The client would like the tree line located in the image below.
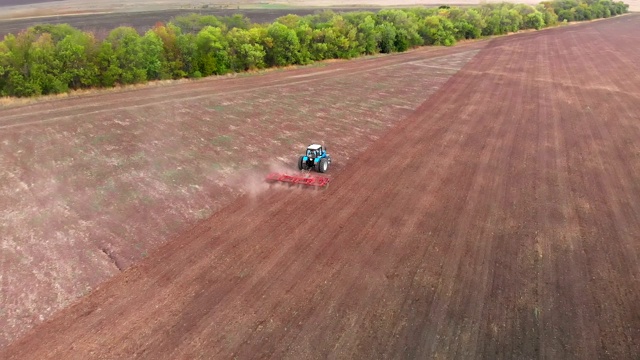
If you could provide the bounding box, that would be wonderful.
[0,0,629,97]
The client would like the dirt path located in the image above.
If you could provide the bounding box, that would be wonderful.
[3,15,640,359]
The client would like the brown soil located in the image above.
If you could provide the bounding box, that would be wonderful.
[3,14,640,359]
[0,39,485,347]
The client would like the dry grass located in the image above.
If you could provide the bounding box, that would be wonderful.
[0,79,195,109]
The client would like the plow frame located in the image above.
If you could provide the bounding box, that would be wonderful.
[266,172,330,187]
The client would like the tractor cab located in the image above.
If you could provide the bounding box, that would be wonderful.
[306,144,325,159]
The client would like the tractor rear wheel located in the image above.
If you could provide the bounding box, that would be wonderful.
[318,158,328,173]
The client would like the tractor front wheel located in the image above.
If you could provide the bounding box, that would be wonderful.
[298,156,306,170]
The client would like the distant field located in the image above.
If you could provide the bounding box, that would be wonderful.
[0,8,381,38]
[0,0,61,6]
[0,0,541,20]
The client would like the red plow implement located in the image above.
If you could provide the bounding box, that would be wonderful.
[266,172,330,187]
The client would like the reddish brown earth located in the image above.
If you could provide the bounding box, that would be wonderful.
[0,40,484,346]
[3,14,640,358]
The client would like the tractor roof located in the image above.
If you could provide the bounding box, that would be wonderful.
[307,144,322,150]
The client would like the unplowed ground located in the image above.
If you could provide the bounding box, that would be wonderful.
[4,14,640,359]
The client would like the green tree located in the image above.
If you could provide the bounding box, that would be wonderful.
[29,33,66,94]
[102,27,147,85]
[536,3,559,26]
[276,14,314,64]
[0,41,8,94]
[356,15,381,55]
[525,11,546,29]
[1,31,41,96]
[420,16,456,46]
[97,41,121,87]
[323,15,360,59]
[195,26,230,76]
[152,24,184,78]
[377,22,397,53]
[294,21,314,64]
[376,9,423,50]
[56,31,99,89]
[140,30,166,80]
[176,33,199,77]
[264,22,300,66]
[483,6,524,35]
[557,8,576,21]
[462,9,486,37]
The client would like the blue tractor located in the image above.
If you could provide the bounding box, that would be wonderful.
[298,144,331,173]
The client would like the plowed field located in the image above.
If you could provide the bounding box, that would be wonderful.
[3,14,640,359]
[0,37,485,347]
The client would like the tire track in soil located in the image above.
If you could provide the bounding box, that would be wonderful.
[537,30,598,360]
[535,21,640,358]
[3,15,640,359]
[562,25,640,358]
[394,39,523,359]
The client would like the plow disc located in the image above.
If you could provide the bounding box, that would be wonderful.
[266,172,330,187]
